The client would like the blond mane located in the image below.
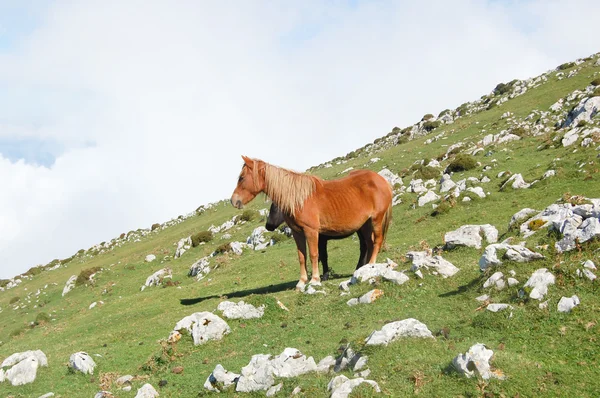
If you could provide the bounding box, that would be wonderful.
[252,160,317,216]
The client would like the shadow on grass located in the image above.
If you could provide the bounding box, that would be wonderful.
[438,276,481,298]
[180,273,353,306]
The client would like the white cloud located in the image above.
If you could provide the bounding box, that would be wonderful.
[0,0,599,278]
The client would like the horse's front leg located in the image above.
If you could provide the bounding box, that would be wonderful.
[291,230,308,291]
[305,229,321,285]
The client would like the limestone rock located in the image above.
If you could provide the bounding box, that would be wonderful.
[235,354,274,392]
[523,268,555,300]
[564,96,600,128]
[378,169,403,186]
[418,190,440,207]
[557,295,580,313]
[501,173,533,190]
[204,364,240,392]
[62,275,77,297]
[266,383,283,397]
[69,352,96,375]
[134,384,159,398]
[509,208,538,228]
[346,289,384,306]
[145,254,156,263]
[327,375,381,398]
[217,301,265,319]
[170,312,230,345]
[486,304,512,312]
[351,260,409,285]
[439,174,456,193]
[366,318,433,346]
[407,251,459,278]
[141,268,172,291]
[444,224,498,249]
[479,243,544,270]
[483,272,506,290]
[453,343,504,380]
[188,256,210,280]
[270,348,317,378]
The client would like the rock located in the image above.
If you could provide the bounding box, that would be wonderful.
[89,302,98,309]
[291,386,302,395]
[204,364,240,392]
[270,348,317,378]
[174,236,192,258]
[480,176,491,183]
[62,275,77,296]
[94,392,113,398]
[557,295,580,313]
[483,272,505,290]
[351,260,409,285]
[247,227,269,249]
[135,384,159,398]
[475,294,489,302]
[39,394,55,398]
[439,174,456,193]
[539,300,549,309]
[582,137,594,147]
[549,99,563,112]
[466,186,486,198]
[366,318,434,346]
[486,304,512,312]
[562,129,579,147]
[230,241,245,255]
[327,375,381,398]
[145,254,156,263]
[523,268,555,300]
[462,197,471,202]
[69,352,96,375]
[543,170,556,179]
[453,343,504,380]
[378,169,403,186]
[236,354,275,392]
[582,269,596,281]
[116,375,133,385]
[501,173,532,190]
[418,190,440,207]
[188,256,210,280]
[509,208,538,228]
[507,277,519,286]
[444,224,498,249]
[217,301,265,319]
[408,179,426,194]
[407,251,459,278]
[316,355,336,373]
[2,350,48,368]
[141,268,172,291]
[346,289,384,306]
[563,97,600,128]
[170,312,230,345]
[266,383,283,397]
[303,284,326,295]
[556,217,600,252]
[583,260,597,269]
[2,354,43,386]
[479,243,544,270]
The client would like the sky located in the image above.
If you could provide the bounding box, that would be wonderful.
[0,0,599,279]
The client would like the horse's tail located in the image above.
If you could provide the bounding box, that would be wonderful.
[381,199,393,244]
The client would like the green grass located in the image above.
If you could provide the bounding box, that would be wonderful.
[1,54,600,397]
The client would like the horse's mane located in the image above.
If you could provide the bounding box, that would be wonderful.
[252,160,318,216]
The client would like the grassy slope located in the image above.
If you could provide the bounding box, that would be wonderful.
[1,57,600,397]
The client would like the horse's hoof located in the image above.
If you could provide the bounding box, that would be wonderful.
[309,278,321,286]
[322,273,330,281]
[295,281,306,292]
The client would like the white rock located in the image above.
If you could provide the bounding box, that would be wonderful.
[453,343,504,380]
[483,272,505,290]
[444,224,498,249]
[3,356,42,386]
[378,169,403,186]
[582,269,596,281]
[217,301,265,319]
[564,97,600,128]
[62,275,77,297]
[562,129,579,147]
[346,289,384,306]
[556,217,600,252]
[69,352,96,375]
[409,179,426,194]
[466,186,486,198]
[171,312,230,345]
[141,268,172,290]
[188,256,210,280]
[270,348,317,378]
[230,241,244,255]
[549,99,563,112]
[2,350,48,368]
[407,251,459,278]
[38,394,55,398]
[557,295,580,313]
[266,383,283,397]
[539,300,549,309]
[145,254,156,263]
[501,173,531,189]
[366,318,434,346]
[542,170,556,179]
[507,277,519,287]
[583,260,597,270]
[89,302,97,309]
[174,236,192,258]
[247,226,269,249]
[236,354,274,392]
[509,208,538,228]
[116,375,133,385]
[351,260,409,285]
[327,375,381,398]
[479,243,544,270]
[523,268,555,300]
[475,294,489,302]
[418,190,440,207]
[316,355,336,373]
[439,174,456,193]
[480,176,491,183]
[135,383,159,398]
[204,364,240,392]
[486,304,512,312]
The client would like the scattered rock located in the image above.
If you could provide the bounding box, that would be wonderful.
[418,190,440,207]
[69,352,96,375]
[557,295,580,313]
[141,268,172,291]
[407,251,459,278]
[327,375,381,398]
[145,254,156,263]
[174,236,192,258]
[509,208,538,228]
[270,348,317,378]
[486,304,512,312]
[188,257,210,280]
[1,350,48,386]
[366,318,434,346]
[116,375,133,386]
[439,174,456,193]
[444,224,498,249]
[563,97,600,128]
[479,242,544,270]
[204,364,240,392]
[523,268,555,300]
[351,259,409,285]
[543,170,556,179]
[134,383,159,398]
[453,343,504,380]
[39,394,55,398]
[501,173,534,190]
[475,294,489,302]
[483,272,506,290]
[466,186,486,198]
[169,312,231,345]
[266,383,283,397]
[235,354,274,392]
[378,169,403,186]
[556,217,600,253]
[583,260,597,269]
[316,356,336,374]
[346,289,384,306]
[217,301,265,319]
[62,275,77,297]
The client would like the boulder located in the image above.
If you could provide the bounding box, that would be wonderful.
[407,251,459,278]
[266,383,283,397]
[378,169,403,186]
[351,260,409,285]
[174,236,192,258]
[444,224,498,249]
[509,208,538,228]
[145,254,156,263]
[466,187,486,198]
[346,289,384,306]
[327,375,381,398]
[557,295,580,313]
[418,190,440,207]
[247,227,270,250]
[2,354,43,386]
[188,257,210,280]
[556,217,600,252]
[408,179,427,194]
[523,268,555,300]
[543,170,556,179]
[439,174,456,193]
[204,364,240,392]
[479,242,544,270]
[62,275,77,297]
[562,129,579,147]
[141,268,172,291]
[453,343,504,380]
[69,352,96,375]
[170,312,230,345]
[235,354,274,392]
[270,348,317,378]
[501,173,533,190]
[134,384,159,398]
[483,272,505,290]
[217,301,265,319]
[366,318,434,346]
[563,97,600,128]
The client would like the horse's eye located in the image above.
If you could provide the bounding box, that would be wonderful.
[238,175,244,183]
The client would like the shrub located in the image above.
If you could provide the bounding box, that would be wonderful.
[591,78,600,87]
[0,279,9,288]
[151,223,161,231]
[9,296,20,304]
[191,231,213,247]
[456,103,469,116]
[558,62,575,70]
[35,312,51,326]
[431,196,456,217]
[448,145,463,156]
[391,126,401,134]
[414,166,440,180]
[24,266,43,277]
[594,87,600,97]
[76,267,102,286]
[10,327,25,338]
[494,82,512,95]
[528,219,546,231]
[270,234,287,245]
[438,109,451,117]
[422,113,434,121]
[397,135,409,145]
[119,233,126,239]
[240,209,259,222]
[511,126,528,137]
[422,120,441,132]
[577,120,588,128]
[447,154,477,172]
[214,243,231,255]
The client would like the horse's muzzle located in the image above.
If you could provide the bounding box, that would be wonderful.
[230,197,243,209]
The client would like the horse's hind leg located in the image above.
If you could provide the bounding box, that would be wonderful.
[355,229,368,270]
[318,236,330,281]
[291,230,308,291]
[367,214,384,264]
[359,221,374,266]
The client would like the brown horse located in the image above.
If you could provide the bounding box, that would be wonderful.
[230,156,393,290]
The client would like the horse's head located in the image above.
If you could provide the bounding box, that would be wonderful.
[265,202,285,231]
[230,155,265,209]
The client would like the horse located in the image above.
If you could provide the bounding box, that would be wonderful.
[230,156,393,291]
[265,202,368,281]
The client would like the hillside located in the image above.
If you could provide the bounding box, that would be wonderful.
[1,53,600,397]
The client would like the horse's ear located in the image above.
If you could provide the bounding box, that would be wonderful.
[242,155,254,169]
